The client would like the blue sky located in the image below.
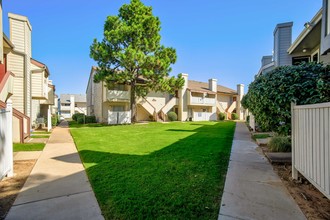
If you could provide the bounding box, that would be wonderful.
[2,0,322,95]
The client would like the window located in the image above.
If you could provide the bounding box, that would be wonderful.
[292,56,310,65]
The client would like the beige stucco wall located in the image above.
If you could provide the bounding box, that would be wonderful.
[137,104,152,121]
[217,94,232,110]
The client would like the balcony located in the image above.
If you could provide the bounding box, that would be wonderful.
[106,90,130,102]
[189,96,216,106]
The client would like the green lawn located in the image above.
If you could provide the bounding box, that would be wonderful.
[70,121,236,220]
[32,131,51,135]
[13,143,45,152]
[252,133,272,140]
[30,135,50,139]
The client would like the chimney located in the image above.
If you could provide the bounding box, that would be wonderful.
[273,22,293,67]
[70,95,75,117]
[208,78,217,92]
[261,56,273,67]
[236,84,244,120]
[8,13,32,56]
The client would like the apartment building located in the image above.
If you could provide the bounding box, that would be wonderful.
[0,12,55,142]
[86,67,244,124]
[59,94,87,119]
[257,1,330,76]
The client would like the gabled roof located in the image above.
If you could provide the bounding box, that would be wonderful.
[31,58,50,77]
[60,94,86,103]
[187,80,237,95]
[288,9,322,54]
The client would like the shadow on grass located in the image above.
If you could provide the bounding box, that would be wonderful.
[76,122,236,220]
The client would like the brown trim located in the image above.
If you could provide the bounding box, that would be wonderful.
[30,58,50,77]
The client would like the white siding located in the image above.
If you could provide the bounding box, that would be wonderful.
[31,99,40,126]
[12,77,24,113]
[32,73,43,98]
[7,53,24,77]
[10,19,25,53]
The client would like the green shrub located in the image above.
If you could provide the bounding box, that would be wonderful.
[246,115,250,123]
[268,136,291,152]
[77,116,85,124]
[167,111,177,121]
[231,113,239,120]
[51,115,58,126]
[72,113,85,121]
[242,62,330,135]
[85,116,96,123]
[219,112,226,121]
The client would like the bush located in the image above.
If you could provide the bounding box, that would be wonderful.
[219,112,226,121]
[268,136,291,152]
[167,111,177,121]
[85,116,96,123]
[246,115,250,123]
[77,116,85,124]
[231,113,239,120]
[72,113,85,121]
[242,62,330,135]
[51,115,58,126]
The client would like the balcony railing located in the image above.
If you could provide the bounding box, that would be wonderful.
[107,90,130,101]
[190,96,216,105]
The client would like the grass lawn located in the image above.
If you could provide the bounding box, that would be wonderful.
[30,135,50,139]
[70,121,236,220]
[32,131,51,135]
[68,120,105,128]
[252,133,271,140]
[13,143,45,152]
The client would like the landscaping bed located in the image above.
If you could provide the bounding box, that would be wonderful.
[0,160,36,220]
[255,138,330,219]
[71,121,235,219]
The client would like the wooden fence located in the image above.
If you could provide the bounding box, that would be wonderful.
[291,102,330,199]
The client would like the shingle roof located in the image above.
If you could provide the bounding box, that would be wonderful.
[60,94,86,103]
[187,80,237,95]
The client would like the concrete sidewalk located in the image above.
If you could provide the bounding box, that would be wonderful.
[218,122,306,220]
[6,121,104,220]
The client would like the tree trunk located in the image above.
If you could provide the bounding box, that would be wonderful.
[130,83,137,123]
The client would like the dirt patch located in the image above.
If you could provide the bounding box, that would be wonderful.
[273,164,330,219]
[258,145,330,219]
[0,160,36,220]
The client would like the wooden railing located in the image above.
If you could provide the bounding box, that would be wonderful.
[0,100,30,143]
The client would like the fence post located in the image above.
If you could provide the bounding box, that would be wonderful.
[7,99,13,177]
[291,102,298,179]
[47,106,52,132]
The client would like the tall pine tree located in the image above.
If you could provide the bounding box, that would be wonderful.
[90,0,184,122]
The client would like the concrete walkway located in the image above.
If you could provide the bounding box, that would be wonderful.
[6,121,104,220]
[218,122,306,220]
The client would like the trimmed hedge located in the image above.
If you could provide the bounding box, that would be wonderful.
[72,113,85,121]
[231,113,239,120]
[167,111,177,121]
[219,112,226,121]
